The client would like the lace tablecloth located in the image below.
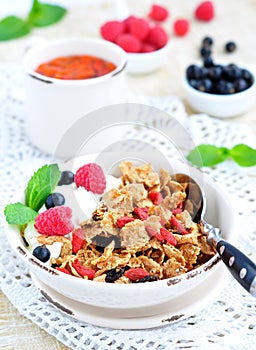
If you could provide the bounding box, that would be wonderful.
[0,64,256,350]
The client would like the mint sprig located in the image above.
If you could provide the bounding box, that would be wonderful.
[187,144,256,167]
[0,0,66,41]
[4,203,38,225]
[25,164,61,212]
[28,0,67,27]
[4,163,61,225]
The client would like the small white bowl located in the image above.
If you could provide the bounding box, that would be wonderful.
[184,69,256,118]
[5,157,237,312]
[126,41,171,74]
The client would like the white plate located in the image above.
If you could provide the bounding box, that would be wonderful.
[31,264,229,330]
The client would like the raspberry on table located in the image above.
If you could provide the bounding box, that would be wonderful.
[34,207,74,236]
[148,4,169,22]
[74,163,106,194]
[146,25,168,49]
[126,16,150,41]
[173,19,190,37]
[116,33,141,53]
[194,1,215,22]
[100,20,125,42]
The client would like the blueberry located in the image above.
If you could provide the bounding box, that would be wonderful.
[223,64,242,81]
[215,80,235,94]
[105,268,125,283]
[33,245,51,262]
[202,36,213,47]
[241,68,253,80]
[225,41,237,53]
[58,171,74,186]
[197,78,213,93]
[134,275,159,283]
[45,192,65,209]
[186,65,208,80]
[200,47,211,58]
[208,65,223,81]
[203,57,214,68]
[234,79,249,92]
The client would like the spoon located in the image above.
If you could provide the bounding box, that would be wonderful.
[173,173,256,297]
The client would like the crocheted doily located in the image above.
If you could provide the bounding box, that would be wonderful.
[0,64,256,349]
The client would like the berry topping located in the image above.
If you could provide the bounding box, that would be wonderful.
[34,206,74,236]
[100,20,125,42]
[72,259,96,279]
[146,25,168,49]
[194,1,215,21]
[126,16,150,41]
[45,192,65,209]
[116,216,135,228]
[133,207,149,220]
[134,275,158,283]
[58,170,74,186]
[116,33,141,53]
[124,267,149,281]
[72,228,86,253]
[74,163,106,194]
[148,4,169,22]
[160,227,177,246]
[173,19,190,37]
[148,191,163,205]
[32,245,51,262]
[225,41,237,53]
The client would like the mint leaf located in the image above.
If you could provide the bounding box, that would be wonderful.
[229,144,256,167]
[4,203,37,225]
[25,164,61,212]
[187,144,229,167]
[0,16,30,41]
[28,0,67,27]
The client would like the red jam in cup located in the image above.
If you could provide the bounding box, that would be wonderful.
[35,55,117,80]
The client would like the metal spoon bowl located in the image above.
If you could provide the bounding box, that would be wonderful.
[173,173,256,297]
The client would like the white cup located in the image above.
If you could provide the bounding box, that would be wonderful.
[23,37,127,158]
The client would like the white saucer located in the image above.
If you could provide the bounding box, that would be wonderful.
[30,265,228,330]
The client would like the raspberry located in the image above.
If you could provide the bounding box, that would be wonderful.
[124,268,149,281]
[160,227,177,246]
[170,215,189,235]
[116,34,141,53]
[74,163,106,194]
[72,259,96,279]
[140,43,156,53]
[194,1,215,21]
[100,20,125,42]
[148,191,163,205]
[148,4,169,21]
[72,228,86,253]
[116,216,135,228]
[146,25,168,49]
[173,19,190,36]
[126,16,150,41]
[133,207,149,220]
[172,208,183,215]
[34,207,73,236]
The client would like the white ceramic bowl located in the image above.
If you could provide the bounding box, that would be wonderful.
[126,41,171,74]
[184,69,256,118]
[5,157,237,312]
[23,38,127,157]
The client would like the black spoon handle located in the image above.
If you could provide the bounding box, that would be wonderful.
[217,240,256,297]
